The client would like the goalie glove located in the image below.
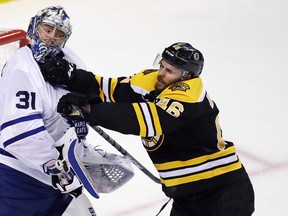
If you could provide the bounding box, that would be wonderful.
[39,57,76,86]
[43,159,82,193]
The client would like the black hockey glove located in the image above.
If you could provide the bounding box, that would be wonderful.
[39,57,76,86]
[57,92,101,117]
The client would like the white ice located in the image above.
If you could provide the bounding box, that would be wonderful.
[1,0,288,215]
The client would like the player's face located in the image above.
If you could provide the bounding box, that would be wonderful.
[38,24,65,47]
[155,59,181,92]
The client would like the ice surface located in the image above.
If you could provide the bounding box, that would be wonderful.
[1,0,288,215]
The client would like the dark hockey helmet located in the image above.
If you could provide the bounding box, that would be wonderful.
[162,42,204,77]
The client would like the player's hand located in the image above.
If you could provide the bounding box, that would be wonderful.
[43,159,82,193]
[39,57,76,86]
[57,92,101,116]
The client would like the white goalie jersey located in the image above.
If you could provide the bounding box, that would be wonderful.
[0,45,86,185]
[0,45,134,196]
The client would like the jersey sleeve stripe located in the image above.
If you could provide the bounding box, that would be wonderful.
[100,77,118,102]
[107,78,114,102]
[3,126,46,147]
[108,77,118,102]
[97,76,105,101]
[101,77,111,102]
[132,103,147,137]
[139,103,155,137]
[133,102,162,137]
[148,102,162,135]
[1,114,42,131]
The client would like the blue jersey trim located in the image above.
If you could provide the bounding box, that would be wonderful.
[0,148,17,159]
[68,139,99,199]
[3,126,46,147]
[1,114,42,131]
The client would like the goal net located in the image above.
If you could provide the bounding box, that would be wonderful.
[0,29,29,72]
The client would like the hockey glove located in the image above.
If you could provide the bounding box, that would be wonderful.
[39,57,76,86]
[57,92,101,117]
[43,159,82,193]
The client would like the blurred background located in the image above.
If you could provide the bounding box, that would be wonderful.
[1,0,288,215]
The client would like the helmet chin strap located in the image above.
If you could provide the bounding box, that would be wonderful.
[180,69,189,80]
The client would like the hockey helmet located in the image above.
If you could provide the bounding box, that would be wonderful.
[161,42,204,78]
[27,6,72,63]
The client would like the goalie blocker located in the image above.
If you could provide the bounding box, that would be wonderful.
[56,127,134,199]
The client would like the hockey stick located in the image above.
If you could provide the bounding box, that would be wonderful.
[90,125,161,184]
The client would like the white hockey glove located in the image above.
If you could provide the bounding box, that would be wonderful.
[43,159,82,193]
[81,144,134,193]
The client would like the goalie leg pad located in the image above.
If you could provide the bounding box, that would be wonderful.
[62,193,96,216]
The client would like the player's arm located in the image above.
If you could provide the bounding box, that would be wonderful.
[87,99,210,137]
[57,93,197,137]
[39,57,99,94]
[39,57,140,102]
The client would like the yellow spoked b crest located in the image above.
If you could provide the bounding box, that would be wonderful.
[141,135,164,152]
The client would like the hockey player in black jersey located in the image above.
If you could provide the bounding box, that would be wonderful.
[41,42,255,216]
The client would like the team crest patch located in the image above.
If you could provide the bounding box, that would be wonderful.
[169,82,190,92]
[141,135,164,151]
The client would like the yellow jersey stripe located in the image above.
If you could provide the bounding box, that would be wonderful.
[148,102,162,135]
[161,160,242,187]
[96,76,105,101]
[159,154,238,178]
[155,146,236,170]
[109,78,118,102]
[132,103,147,136]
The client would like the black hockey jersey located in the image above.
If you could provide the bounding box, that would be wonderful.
[75,69,248,198]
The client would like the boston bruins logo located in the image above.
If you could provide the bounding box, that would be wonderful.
[141,135,164,151]
[169,82,190,92]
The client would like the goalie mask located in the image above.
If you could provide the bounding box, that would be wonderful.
[27,6,72,63]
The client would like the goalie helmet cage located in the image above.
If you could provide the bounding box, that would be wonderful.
[0,29,29,71]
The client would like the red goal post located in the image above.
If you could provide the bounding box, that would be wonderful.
[0,29,29,71]
[0,29,29,46]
